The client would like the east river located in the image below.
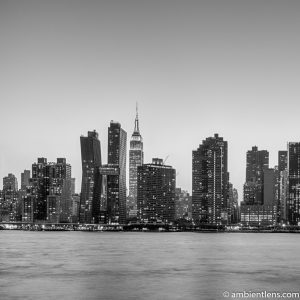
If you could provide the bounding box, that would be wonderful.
[1,231,300,300]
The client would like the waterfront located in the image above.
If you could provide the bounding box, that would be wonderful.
[1,232,300,300]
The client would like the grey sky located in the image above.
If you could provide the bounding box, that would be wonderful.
[1,0,300,197]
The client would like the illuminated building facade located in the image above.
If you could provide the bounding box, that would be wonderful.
[137,158,176,224]
[128,106,143,217]
[192,134,229,225]
[287,142,300,225]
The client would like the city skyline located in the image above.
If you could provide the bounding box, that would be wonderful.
[1,0,300,199]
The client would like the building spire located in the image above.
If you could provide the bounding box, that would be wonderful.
[134,102,139,133]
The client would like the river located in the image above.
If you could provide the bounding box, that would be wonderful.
[1,231,300,300]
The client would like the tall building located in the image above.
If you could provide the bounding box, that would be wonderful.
[30,157,72,222]
[54,158,72,223]
[240,147,281,227]
[287,142,300,225]
[21,170,31,190]
[106,121,127,224]
[3,173,18,191]
[192,134,229,225]
[128,105,144,217]
[31,157,48,221]
[137,158,176,223]
[278,151,288,172]
[244,146,269,205]
[1,175,19,221]
[79,130,102,224]
[228,183,239,224]
[278,150,288,223]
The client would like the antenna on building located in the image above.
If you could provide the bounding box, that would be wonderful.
[163,155,169,165]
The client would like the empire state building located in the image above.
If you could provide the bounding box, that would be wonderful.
[128,105,144,217]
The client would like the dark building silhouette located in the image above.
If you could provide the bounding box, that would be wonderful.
[79,131,102,224]
[106,121,127,224]
[128,105,143,218]
[137,158,176,224]
[192,134,229,225]
[21,170,30,190]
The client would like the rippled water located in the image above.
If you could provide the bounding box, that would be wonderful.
[1,231,300,300]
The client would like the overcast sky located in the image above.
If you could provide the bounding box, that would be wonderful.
[1,0,300,198]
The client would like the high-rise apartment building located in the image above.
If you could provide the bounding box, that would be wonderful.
[128,106,144,217]
[192,134,229,225]
[30,157,72,222]
[287,142,300,225]
[137,158,176,224]
[0,174,19,221]
[106,121,127,224]
[244,146,269,205]
[79,131,102,224]
[3,173,18,191]
[31,157,48,221]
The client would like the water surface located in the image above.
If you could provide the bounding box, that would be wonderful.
[1,231,300,300]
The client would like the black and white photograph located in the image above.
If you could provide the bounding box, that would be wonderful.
[1,0,300,299]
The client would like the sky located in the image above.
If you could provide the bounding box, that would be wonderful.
[1,0,300,199]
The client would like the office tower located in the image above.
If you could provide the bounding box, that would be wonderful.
[106,121,127,224]
[128,105,144,218]
[192,134,229,225]
[79,130,102,224]
[175,188,192,220]
[21,170,31,190]
[3,173,18,191]
[244,146,269,205]
[287,142,300,225]
[137,158,176,223]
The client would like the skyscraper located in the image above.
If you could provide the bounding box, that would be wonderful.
[128,105,144,217]
[287,142,300,225]
[1,173,19,221]
[106,121,127,224]
[79,131,102,224]
[137,158,176,224]
[192,134,229,225]
[31,158,48,221]
[240,147,279,227]
[243,146,269,205]
[21,170,31,190]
